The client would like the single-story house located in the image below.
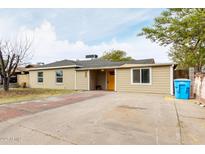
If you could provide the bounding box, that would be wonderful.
[28,58,175,95]
[0,64,38,87]
[16,64,40,87]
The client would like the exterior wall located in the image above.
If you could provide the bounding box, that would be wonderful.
[17,74,29,87]
[116,66,171,94]
[193,73,205,103]
[76,70,89,90]
[29,68,75,89]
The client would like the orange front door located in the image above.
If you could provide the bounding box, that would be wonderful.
[107,71,115,91]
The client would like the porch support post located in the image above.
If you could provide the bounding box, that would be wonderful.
[87,70,90,91]
[114,69,117,92]
[74,70,77,90]
[170,65,174,95]
[105,70,107,90]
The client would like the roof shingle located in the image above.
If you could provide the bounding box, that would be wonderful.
[35,58,155,69]
[38,59,76,68]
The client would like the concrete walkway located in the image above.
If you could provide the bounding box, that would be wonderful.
[0,91,106,122]
[0,91,205,144]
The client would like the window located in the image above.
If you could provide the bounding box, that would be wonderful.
[141,69,150,83]
[56,70,63,83]
[37,72,43,83]
[132,68,151,84]
[10,75,17,83]
[133,69,140,83]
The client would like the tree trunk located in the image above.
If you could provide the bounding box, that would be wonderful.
[3,77,10,91]
[196,65,202,73]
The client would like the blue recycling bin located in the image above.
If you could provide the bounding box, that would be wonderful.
[174,79,191,99]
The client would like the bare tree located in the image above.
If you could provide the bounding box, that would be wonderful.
[0,38,32,91]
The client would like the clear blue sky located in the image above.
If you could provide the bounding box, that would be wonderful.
[0,8,169,63]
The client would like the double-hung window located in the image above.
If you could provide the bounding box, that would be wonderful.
[56,70,63,83]
[132,68,151,84]
[37,72,43,83]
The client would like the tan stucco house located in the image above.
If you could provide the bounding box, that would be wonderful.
[28,58,175,95]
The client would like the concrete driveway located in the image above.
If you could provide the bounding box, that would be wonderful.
[0,91,205,144]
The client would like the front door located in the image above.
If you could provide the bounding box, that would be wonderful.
[107,71,115,91]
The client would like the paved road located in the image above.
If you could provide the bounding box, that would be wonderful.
[0,91,205,144]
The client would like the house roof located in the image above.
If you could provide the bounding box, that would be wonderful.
[38,59,77,68]
[76,63,175,71]
[16,64,40,73]
[25,64,41,68]
[16,67,28,73]
[29,58,155,71]
[75,59,124,68]
[119,63,175,68]
[75,58,155,68]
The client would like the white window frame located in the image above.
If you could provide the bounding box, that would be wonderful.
[56,70,63,84]
[37,72,43,84]
[131,67,152,85]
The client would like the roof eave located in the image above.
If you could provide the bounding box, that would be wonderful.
[76,66,121,71]
[28,65,81,71]
[118,63,175,68]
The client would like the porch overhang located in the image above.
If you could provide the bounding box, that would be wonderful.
[76,66,120,71]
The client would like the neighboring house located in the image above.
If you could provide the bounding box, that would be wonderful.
[0,66,27,86]
[16,64,40,87]
[28,58,175,95]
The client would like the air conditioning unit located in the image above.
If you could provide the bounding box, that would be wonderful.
[85,54,98,59]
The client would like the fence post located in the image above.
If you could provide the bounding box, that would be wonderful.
[189,67,195,98]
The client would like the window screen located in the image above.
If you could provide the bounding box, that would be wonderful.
[132,68,150,84]
[56,70,63,83]
[141,69,150,83]
[132,69,140,83]
[37,72,43,83]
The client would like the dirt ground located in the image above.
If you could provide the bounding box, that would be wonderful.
[0,88,75,104]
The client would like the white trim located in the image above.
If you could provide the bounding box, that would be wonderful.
[37,82,43,85]
[76,63,175,71]
[87,70,90,90]
[170,65,174,95]
[114,69,117,91]
[119,63,175,69]
[74,70,77,90]
[29,65,79,71]
[55,83,64,85]
[29,63,175,71]
[130,67,152,85]
[150,67,152,85]
[77,66,120,71]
